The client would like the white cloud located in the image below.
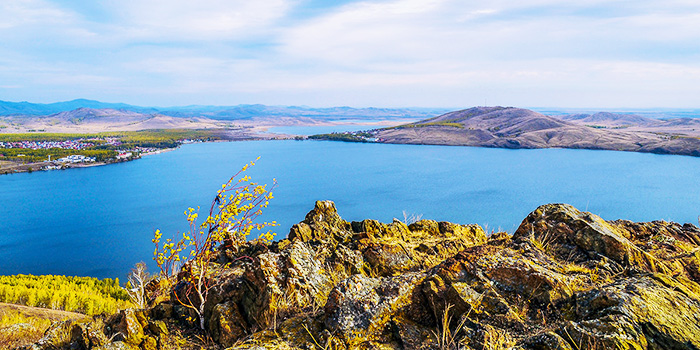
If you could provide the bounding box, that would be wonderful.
[102,0,292,41]
[279,0,700,67]
[0,0,75,29]
[2,0,700,107]
[250,0,700,107]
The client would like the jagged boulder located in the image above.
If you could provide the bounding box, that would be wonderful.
[352,219,398,239]
[547,273,700,350]
[288,200,352,243]
[92,342,137,350]
[111,309,147,346]
[408,220,487,262]
[324,273,427,347]
[613,219,700,282]
[205,200,489,347]
[513,203,668,274]
[408,220,440,236]
[21,317,110,350]
[208,301,248,346]
[360,241,416,276]
[23,201,700,350]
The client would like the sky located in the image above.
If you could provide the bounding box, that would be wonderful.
[1,0,699,108]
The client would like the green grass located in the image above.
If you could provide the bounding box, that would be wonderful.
[308,133,370,142]
[0,129,227,162]
[0,129,224,143]
[0,148,117,162]
[387,121,464,129]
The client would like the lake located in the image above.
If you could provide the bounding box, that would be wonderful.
[1,140,699,280]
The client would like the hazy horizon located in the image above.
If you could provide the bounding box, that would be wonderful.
[3,98,700,114]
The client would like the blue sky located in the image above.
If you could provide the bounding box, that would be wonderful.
[1,0,699,108]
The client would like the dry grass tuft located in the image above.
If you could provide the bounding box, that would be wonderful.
[0,307,54,349]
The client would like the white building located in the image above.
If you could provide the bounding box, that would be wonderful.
[57,155,96,163]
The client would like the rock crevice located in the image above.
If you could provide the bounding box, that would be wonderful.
[23,201,700,350]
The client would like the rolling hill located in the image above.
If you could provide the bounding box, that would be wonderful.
[0,108,235,133]
[374,106,700,156]
[0,99,446,120]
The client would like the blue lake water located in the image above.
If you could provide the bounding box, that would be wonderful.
[1,140,700,280]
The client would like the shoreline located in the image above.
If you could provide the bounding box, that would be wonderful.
[0,146,181,175]
[4,133,700,176]
[140,147,177,156]
[309,135,700,158]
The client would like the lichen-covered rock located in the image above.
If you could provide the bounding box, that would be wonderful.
[523,331,574,350]
[563,273,700,349]
[288,200,352,243]
[34,320,73,349]
[612,219,700,282]
[422,245,529,335]
[70,320,108,349]
[324,273,425,347]
[149,303,173,321]
[513,203,667,275]
[108,309,145,346]
[23,317,109,350]
[146,320,167,337]
[352,219,410,240]
[392,317,439,350]
[361,242,416,276]
[438,221,487,245]
[140,336,158,350]
[92,341,137,350]
[24,201,700,350]
[208,301,248,347]
[408,220,440,236]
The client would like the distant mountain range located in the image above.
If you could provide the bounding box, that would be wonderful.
[373,106,700,157]
[0,107,240,134]
[0,99,447,120]
[532,107,700,120]
[0,99,156,116]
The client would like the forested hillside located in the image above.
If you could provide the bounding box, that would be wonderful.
[0,275,132,315]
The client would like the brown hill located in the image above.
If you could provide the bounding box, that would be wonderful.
[374,106,700,156]
[560,112,661,127]
[0,108,235,133]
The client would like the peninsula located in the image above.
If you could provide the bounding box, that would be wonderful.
[0,100,434,174]
[315,106,700,157]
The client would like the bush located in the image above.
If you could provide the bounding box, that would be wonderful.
[152,158,277,328]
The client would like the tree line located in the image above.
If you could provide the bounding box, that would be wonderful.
[0,274,133,315]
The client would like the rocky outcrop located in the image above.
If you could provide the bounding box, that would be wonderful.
[202,201,487,348]
[21,201,700,350]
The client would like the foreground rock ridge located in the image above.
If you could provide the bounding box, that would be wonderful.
[22,201,700,350]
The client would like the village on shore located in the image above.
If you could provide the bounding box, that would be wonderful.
[0,135,204,174]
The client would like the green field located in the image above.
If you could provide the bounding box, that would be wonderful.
[0,129,226,143]
[0,129,227,162]
[0,149,117,163]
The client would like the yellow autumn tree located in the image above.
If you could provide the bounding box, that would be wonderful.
[152,158,277,329]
